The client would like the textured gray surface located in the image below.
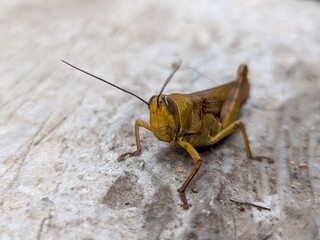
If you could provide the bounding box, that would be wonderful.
[1,0,320,239]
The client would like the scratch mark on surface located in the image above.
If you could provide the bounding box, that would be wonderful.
[3,112,52,191]
[0,70,38,109]
[37,217,47,240]
[231,213,238,240]
[70,84,91,122]
[5,82,39,123]
[33,116,68,146]
[36,207,53,240]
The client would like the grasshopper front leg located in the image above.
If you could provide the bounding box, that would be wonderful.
[176,140,202,210]
[118,120,153,161]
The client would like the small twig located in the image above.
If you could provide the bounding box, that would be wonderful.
[230,197,271,211]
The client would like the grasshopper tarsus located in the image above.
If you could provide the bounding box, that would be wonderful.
[182,203,191,210]
[118,150,141,162]
[179,191,191,210]
[117,155,126,162]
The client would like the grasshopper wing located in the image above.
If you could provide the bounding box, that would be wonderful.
[190,81,235,102]
[190,81,235,115]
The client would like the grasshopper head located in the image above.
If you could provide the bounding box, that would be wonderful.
[148,94,179,142]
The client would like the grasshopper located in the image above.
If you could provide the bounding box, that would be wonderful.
[62,60,273,209]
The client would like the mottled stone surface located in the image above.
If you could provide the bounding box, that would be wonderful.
[1,0,320,239]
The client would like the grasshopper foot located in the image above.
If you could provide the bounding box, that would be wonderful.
[181,202,192,210]
[252,155,274,164]
[118,150,141,162]
[179,191,192,210]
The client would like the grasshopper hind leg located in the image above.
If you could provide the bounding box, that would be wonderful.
[220,64,250,128]
[208,120,273,163]
[209,64,273,163]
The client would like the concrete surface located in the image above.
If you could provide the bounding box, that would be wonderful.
[1,0,320,239]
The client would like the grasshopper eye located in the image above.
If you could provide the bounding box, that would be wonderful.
[163,96,175,114]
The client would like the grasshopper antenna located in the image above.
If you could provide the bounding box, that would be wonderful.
[61,60,149,106]
[157,60,182,107]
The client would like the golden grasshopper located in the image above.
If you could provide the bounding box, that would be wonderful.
[62,60,273,209]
